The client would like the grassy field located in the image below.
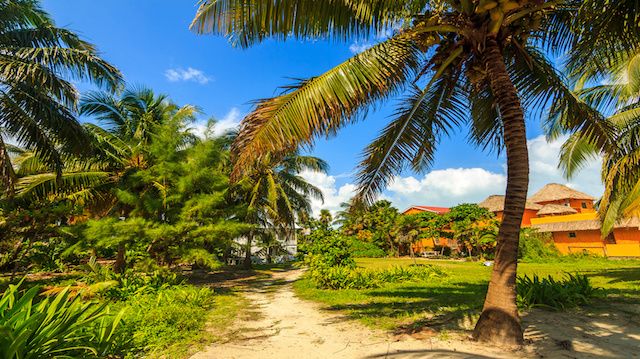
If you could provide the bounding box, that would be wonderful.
[293,257,640,332]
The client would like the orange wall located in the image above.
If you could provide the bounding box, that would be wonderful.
[550,228,640,257]
[404,208,424,215]
[494,208,538,226]
[536,199,595,213]
[613,228,640,243]
[412,236,450,253]
[551,230,606,256]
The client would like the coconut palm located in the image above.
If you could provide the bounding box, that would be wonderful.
[191,0,611,344]
[233,152,327,268]
[555,1,640,235]
[0,0,121,196]
[559,53,640,235]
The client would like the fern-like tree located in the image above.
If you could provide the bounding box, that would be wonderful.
[0,0,121,196]
[192,0,611,344]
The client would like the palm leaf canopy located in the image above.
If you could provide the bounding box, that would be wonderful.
[0,0,122,195]
[194,0,612,203]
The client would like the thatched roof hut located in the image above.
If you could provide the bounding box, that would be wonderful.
[529,183,595,203]
[478,195,543,212]
[537,204,578,216]
[532,217,640,233]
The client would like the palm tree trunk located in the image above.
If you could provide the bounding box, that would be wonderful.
[243,234,253,269]
[113,244,126,273]
[472,38,528,346]
[0,136,16,197]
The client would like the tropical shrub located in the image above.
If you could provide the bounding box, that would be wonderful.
[115,285,216,354]
[517,274,599,310]
[348,238,386,258]
[0,282,124,358]
[518,229,559,261]
[310,265,446,290]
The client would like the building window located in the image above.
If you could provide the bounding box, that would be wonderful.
[581,202,588,209]
[568,232,577,238]
[605,233,616,244]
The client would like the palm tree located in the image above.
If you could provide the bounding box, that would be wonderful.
[0,0,121,196]
[233,152,327,268]
[191,1,610,344]
[555,2,640,236]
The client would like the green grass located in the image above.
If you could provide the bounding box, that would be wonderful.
[293,257,640,332]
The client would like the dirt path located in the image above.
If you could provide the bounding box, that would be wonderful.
[192,270,518,359]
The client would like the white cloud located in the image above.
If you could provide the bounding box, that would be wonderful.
[191,107,242,139]
[385,168,507,210]
[349,41,373,54]
[164,67,211,84]
[299,170,356,216]
[527,135,603,197]
[303,135,604,214]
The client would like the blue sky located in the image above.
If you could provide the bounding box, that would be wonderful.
[43,1,604,214]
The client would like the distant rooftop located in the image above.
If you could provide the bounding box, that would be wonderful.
[537,203,578,216]
[529,183,595,203]
[403,205,450,215]
[478,195,543,213]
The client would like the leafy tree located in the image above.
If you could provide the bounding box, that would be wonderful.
[0,0,121,196]
[341,200,398,254]
[192,1,611,343]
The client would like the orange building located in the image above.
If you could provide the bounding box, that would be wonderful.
[480,183,640,257]
[402,206,451,253]
[478,195,542,226]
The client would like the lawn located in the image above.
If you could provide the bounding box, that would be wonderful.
[293,257,640,332]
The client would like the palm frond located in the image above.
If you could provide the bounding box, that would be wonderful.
[190,0,420,48]
[231,34,422,178]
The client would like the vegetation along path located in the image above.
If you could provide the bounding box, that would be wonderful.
[193,269,515,359]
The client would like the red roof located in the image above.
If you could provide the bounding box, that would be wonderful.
[403,205,450,215]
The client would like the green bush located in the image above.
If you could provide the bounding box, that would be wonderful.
[310,265,446,290]
[115,285,215,354]
[517,274,599,310]
[81,257,184,300]
[518,229,559,261]
[348,238,386,258]
[0,282,124,358]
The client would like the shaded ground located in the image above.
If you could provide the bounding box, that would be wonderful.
[193,266,640,359]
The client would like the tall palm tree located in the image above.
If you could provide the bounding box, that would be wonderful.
[233,152,327,268]
[191,0,610,344]
[0,0,121,195]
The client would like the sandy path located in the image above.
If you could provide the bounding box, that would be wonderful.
[192,270,518,359]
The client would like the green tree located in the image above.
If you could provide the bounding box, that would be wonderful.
[0,0,121,196]
[341,200,398,254]
[556,1,640,235]
[191,1,611,343]
[232,152,327,268]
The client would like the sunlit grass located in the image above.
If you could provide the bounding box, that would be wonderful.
[293,257,640,331]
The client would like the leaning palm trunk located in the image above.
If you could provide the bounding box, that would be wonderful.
[473,38,528,345]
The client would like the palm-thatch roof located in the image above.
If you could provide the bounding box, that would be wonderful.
[529,183,595,203]
[478,195,543,213]
[532,217,640,233]
[537,204,578,216]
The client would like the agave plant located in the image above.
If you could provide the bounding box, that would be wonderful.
[0,281,124,358]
